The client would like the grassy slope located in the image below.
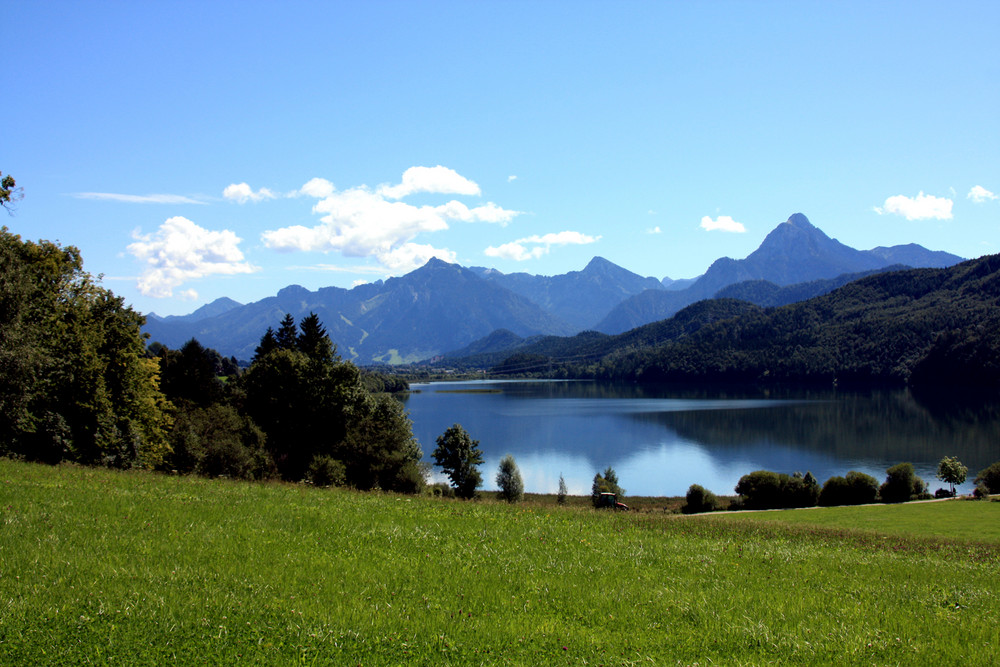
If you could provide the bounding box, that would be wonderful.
[2,460,998,666]
[704,499,1000,544]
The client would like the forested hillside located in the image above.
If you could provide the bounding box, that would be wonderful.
[583,255,1000,386]
[480,255,1000,387]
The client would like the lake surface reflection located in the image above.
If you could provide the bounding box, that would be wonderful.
[403,380,1000,497]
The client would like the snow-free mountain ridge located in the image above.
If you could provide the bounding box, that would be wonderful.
[141,214,965,363]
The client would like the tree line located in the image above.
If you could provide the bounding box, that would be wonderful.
[683,456,1000,514]
[0,222,427,490]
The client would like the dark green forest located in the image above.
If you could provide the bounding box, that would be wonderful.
[483,256,1000,388]
[0,226,423,491]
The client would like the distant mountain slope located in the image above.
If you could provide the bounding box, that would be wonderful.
[866,244,963,268]
[146,297,242,324]
[143,212,966,365]
[142,259,573,363]
[470,256,664,330]
[440,299,762,372]
[595,214,964,334]
[588,255,1000,387]
[714,266,910,308]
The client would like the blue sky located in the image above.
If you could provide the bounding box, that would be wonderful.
[7,1,998,316]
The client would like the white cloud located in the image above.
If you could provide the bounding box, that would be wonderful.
[223,182,277,204]
[968,185,997,203]
[262,168,520,271]
[484,231,600,261]
[377,166,481,199]
[874,192,953,220]
[700,215,746,233]
[380,243,457,272]
[127,216,258,298]
[647,226,662,234]
[72,192,206,204]
[296,177,336,199]
[508,175,518,182]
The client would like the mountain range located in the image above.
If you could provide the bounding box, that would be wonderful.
[142,213,964,363]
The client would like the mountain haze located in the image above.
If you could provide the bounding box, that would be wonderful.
[595,214,964,333]
[470,256,664,331]
[143,259,573,363]
[142,213,964,363]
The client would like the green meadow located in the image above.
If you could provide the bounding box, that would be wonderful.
[2,460,998,665]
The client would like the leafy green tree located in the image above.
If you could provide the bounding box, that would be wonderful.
[1,171,22,213]
[0,227,172,467]
[432,424,484,499]
[974,461,1000,494]
[682,484,720,514]
[338,392,424,493]
[787,471,821,507]
[936,456,967,496]
[495,454,524,503]
[819,471,879,506]
[557,473,568,505]
[241,313,422,491]
[880,462,927,503]
[168,404,271,479]
[242,345,360,481]
[160,338,225,408]
[591,466,625,507]
[734,470,784,509]
[306,455,347,488]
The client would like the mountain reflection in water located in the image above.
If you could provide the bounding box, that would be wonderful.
[404,380,1000,497]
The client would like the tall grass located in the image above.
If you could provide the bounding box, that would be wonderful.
[2,460,998,665]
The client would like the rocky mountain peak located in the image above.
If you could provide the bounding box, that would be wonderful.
[785,212,814,229]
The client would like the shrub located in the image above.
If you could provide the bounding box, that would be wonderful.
[786,471,821,508]
[734,470,820,510]
[682,484,720,514]
[734,470,783,509]
[974,461,1000,494]
[972,484,991,500]
[307,455,346,488]
[426,482,455,498]
[879,463,927,503]
[168,404,273,480]
[821,471,880,506]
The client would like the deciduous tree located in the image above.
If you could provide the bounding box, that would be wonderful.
[0,226,172,467]
[432,424,484,499]
[936,456,967,496]
[495,454,524,503]
[591,466,625,507]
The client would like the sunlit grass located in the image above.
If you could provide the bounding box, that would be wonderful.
[2,460,998,665]
[703,497,1000,544]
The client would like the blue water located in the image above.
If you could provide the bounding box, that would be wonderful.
[403,380,999,497]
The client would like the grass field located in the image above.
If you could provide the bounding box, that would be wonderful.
[2,460,998,665]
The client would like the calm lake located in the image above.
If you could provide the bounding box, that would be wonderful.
[403,379,1000,497]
